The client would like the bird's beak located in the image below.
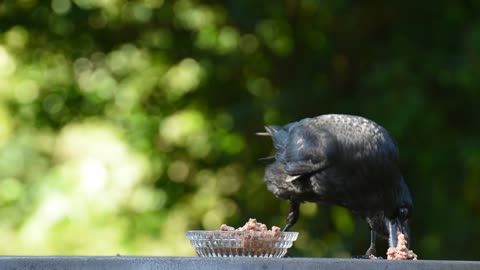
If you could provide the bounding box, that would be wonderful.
[387,219,398,247]
[387,218,410,248]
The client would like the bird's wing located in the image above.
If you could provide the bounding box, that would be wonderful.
[277,121,337,176]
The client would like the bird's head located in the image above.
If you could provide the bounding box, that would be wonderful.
[385,204,412,248]
[367,203,411,241]
[367,183,413,248]
[380,173,413,247]
[367,173,413,244]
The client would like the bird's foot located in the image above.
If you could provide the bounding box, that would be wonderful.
[352,255,383,260]
[352,255,371,259]
[365,246,376,257]
[352,246,381,259]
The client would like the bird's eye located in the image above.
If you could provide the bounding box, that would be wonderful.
[398,207,409,221]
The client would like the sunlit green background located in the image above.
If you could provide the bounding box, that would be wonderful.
[1,0,479,260]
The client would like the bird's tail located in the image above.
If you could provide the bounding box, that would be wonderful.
[256,126,284,148]
[264,125,288,151]
[256,125,288,165]
[257,156,275,165]
[256,126,279,136]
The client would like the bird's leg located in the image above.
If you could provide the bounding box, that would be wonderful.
[365,230,377,257]
[353,230,378,259]
[283,201,300,232]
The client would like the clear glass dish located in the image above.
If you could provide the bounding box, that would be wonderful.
[186,230,299,258]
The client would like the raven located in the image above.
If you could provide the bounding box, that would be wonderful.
[258,114,413,257]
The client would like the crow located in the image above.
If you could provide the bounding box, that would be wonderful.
[258,114,413,257]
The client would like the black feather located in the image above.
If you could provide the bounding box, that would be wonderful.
[261,114,413,241]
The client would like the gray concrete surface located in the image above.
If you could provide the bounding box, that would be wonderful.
[0,256,479,270]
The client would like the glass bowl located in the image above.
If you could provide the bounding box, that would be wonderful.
[186,230,299,258]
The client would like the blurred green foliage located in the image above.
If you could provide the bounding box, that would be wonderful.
[0,0,479,259]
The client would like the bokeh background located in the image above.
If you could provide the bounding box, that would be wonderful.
[1,0,479,260]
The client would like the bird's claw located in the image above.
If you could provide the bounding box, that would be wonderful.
[352,255,383,260]
[352,255,371,259]
[365,246,376,257]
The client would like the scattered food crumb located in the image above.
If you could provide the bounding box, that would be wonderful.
[387,233,418,260]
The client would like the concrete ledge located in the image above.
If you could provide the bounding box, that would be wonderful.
[0,256,479,270]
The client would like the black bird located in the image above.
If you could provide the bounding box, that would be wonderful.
[258,114,413,257]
